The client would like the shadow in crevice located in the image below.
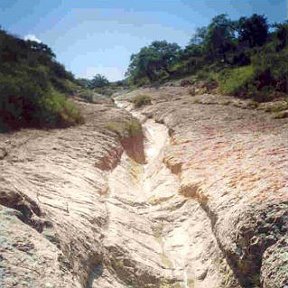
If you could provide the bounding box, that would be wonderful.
[86,263,104,288]
[121,133,146,164]
[0,189,51,233]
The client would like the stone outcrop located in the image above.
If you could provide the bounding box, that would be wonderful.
[0,100,140,287]
[120,87,288,287]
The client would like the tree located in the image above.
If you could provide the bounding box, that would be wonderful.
[274,22,288,50]
[181,43,203,60]
[237,14,269,48]
[125,41,181,83]
[190,27,208,45]
[149,41,181,74]
[89,74,109,88]
[126,48,157,82]
[77,78,91,88]
[204,14,236,61]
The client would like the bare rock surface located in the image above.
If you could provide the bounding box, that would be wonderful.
[0,100,133,287]
[119,87,288,287]
[0,87,287,288]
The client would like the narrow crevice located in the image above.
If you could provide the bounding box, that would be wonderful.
[86,263,104,288]
[147,111,244,287]
[120,132,146,164]
[89,100,184,287]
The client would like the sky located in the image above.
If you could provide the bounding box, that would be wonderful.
[0,0,287,81]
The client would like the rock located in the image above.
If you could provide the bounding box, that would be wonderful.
[0,87,287,287]
[0,102,129,287]
[124,87,288,287]
[180,79,193,87]
[0,147,7,160]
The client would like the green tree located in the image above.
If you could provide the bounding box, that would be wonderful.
[190,27,208,45]
[274,22,288,50]
[126,41,181,83]
[89,74,109,88]
[181,44,203,60]
[150,41,181,74]
[204,14,236,61]
[237,14,269,48]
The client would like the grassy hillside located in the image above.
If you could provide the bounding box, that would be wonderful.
[0,28,83,132]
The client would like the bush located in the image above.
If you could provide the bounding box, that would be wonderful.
[38,90,84,128]
[0,83,83,132]
[77,90,96,102]
[252,48,288,93]
[0,64,83,131]
[0,70,47,131]
[218,66,255,95]
[77,89,111,103]
[131,94,152,108]
[106,118,142,138]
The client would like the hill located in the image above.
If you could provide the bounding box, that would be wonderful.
[0,28,83,132]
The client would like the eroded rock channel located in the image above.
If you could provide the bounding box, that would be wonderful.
[91,99,236,288]
[1,87,287,288]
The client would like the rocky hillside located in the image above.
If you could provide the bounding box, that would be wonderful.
[0,86,287,288]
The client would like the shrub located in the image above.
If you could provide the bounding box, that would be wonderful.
[94,87,114,97]
[77,89,97,102]
[0,70,47,131]
[106,118,142,138]
[131,94,152,108]
[218,66,255,95]
[0,75,83,131]
[39,90,84,128]
[252,48,288,93]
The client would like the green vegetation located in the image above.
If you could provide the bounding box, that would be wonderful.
[77,75,129,99]
[0,28,82,132]
[88,74,110,89]
[218,66,255,95]
[125,14,288,102]
[77,89,110,103]
[78,74,109,89]
[131,94,152,108]
[126,41,181,84]
[106,118,142,139]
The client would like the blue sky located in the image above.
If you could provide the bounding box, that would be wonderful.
[0,0,286,81]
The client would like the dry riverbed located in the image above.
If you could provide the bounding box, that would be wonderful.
[0,86,287,288]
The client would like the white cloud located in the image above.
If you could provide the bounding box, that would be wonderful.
[24,34,41,43]
[82,66,125,82]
